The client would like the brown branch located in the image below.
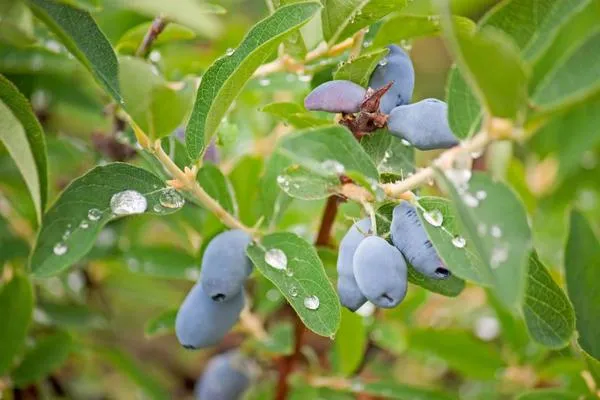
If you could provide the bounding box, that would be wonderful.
[135,16,168,58]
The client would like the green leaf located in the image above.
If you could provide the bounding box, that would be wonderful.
[277,167,339,200]
[517,390,584,400]
[331,308,367,376]
[529,94,600,184]
[436,171,532,310]
[0,74,47,222]
[116,22,196,53]
[333,48,388,87]
[112,0,224,38]
[96,348,169,400]
[0,275,33,375]
[371,320,407,356]
[446,67,482,139]
[409,329,505,380]
[125,246,199,280]
[321,0,408,46]
[523,252,575,348]
[528,1,600,91]
[11,332,73,387]
[258,322,294,355]
[144,309,177,338]
[28,0,122,102]
[480,0,555,50]
[246,232,341,336]
[0,215,29,269]
[375,202,466,297]
[373,14,475,48]
[30,163,181,277]
[0,1,36,47]
[523,0,593,60]
[260,152,294,225]
[361,130,414,179]
[415,196,487,284]
[229,155,264,226]
[197,162,237,215]
[277,125,378,180]
[440,8,527,118]
[38,302,107,330]
[262,102,332,128]
[185,2,321,160]
[532,30,600,111]
[120,56,194,139]
[565,210,600,361]
[359,381,454,400]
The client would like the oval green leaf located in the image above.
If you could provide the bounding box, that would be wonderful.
[30,163,181,277]
[0,275,33,375]
[185,2,321,160]
[246,232,341,337]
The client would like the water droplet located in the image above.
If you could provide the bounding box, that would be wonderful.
[321,159,345,175]
[400,139,411,147]
[159,189,185,209]
[452,236,466,248]
[88,208,102,221]
[79,220,89,230]
[285,269,294,277]
[289,286,298,297]
[153,204,163,213]
[298,73,311,83]
[265,248,287,270]
[475,316,500,341]
[490,225,502,238]
[475,190,487,200]
[363,40,373,48]
[67,272,85,292]
[378,57,388,67]
[148,50,162,63]
[53,242,68,256]
[110,190,147,215]
[423,209,443,227]
[225,47,235,56]
[185,268,200,281]
[258,78,270,87]
[62,230,71,241]
[266,289,281,302]
[462,193,479,208]
[477,223,487,236]
[303,295,319,310]
[490,245,509,268]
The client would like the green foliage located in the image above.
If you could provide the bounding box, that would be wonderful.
[1,0,600,397]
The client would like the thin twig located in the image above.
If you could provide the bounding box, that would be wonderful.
[152,140,256,235]
[135,16,168,58]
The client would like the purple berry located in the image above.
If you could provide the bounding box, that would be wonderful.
[195,350,251,400]
[391,202,450,279]
[387,99,458,150]
[304,80,366,113]
[337,218,371,311]
[353,236,408,308]
[368,45,415,114]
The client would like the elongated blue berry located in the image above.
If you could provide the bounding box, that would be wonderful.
[391,202,450,279]
[387,99,458,150]
[337,218,371,311]
[304,80,366,113]
[353,236,408,308]
[201,230,253,302]
[368,45,415,114]
[195,350,252,400]
[176,284,244,349]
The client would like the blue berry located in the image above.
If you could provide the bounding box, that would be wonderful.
[336,218,371,311]
[304,80,366,113]
[368,45,415,114]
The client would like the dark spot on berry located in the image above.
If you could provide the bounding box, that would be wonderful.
[435,267,450,278]
[211,293,226,302]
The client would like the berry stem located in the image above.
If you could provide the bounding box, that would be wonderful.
[135,15,168,58]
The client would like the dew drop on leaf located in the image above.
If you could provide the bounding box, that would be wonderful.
[285,269,294,277]
[303,295,319,310]
[452,235,466,248]
[87,208,102,221]
[265,248,287,270]
[258,78,270,87]
[400,139,411,147]
[490,225,502,238]
[159,189,185,209]
[475,190,487,200]
[321,159,345,175]
[110,190,147,215]
[378,57,388,67]
[462,193,479,208]
[153,204,163,213]
[53,242,68,256]
[225,47,235,56]
[79,220,89,230]
[423,209,443,227]
[289,286,298,297]
[490,245,509,268]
